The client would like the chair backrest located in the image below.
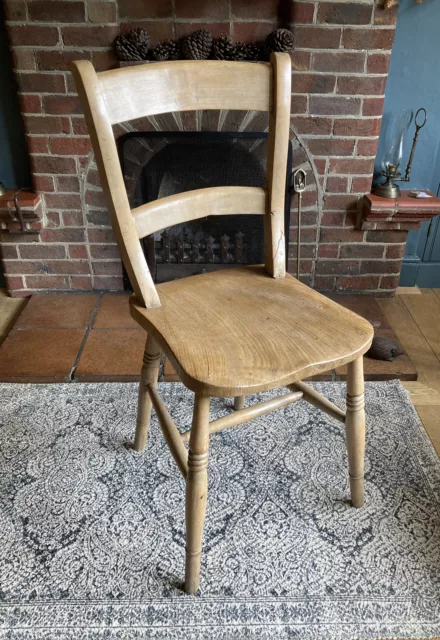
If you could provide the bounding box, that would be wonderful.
[72,55,291,308]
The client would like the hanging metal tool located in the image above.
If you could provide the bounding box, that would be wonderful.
[292,169,306,280]
[8,191,40,235]
[402,107,427,182]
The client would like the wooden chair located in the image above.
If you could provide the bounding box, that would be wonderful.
[72,54,374,594]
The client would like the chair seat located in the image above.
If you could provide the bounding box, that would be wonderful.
[130,266,374,397]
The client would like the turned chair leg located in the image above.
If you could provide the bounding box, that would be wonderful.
[234,396,245,411]
[185,394,210,594]
[133,334,161,452]
[345,356,365,508]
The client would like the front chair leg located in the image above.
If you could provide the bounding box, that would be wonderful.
[345,356,365,508]
[234,396,244,411]
[133,334,161,452]
[185,394,210,594]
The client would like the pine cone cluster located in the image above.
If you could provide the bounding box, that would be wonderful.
[114,28,150,61]
[114,27,294,63]
[265,28,294,55]
[152,39,180,61]
[212,35,263,61]
[181,29,213,60]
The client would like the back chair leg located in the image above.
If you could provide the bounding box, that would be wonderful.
[345,356,365,508]
[133,334,161,452]
[234,396,245,411]
[185,394,210,594]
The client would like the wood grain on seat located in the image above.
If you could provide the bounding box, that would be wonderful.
[130,266,374,397]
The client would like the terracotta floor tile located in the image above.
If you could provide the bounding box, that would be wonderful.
[326,294,391,331]
[0,329,84,382]
[93,294,139,329]
[14,293,98,330]
[75,329,147,381]
[0,289,28,346]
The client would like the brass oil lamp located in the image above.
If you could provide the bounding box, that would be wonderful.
[373,108,427,199]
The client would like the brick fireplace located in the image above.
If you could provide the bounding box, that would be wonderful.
[1,0,406,297]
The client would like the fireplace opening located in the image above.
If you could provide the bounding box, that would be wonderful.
[118,131,293,285]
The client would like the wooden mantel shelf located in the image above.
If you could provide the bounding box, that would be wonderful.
[361,190,440,231]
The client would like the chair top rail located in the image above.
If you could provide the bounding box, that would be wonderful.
[98,60,273,125]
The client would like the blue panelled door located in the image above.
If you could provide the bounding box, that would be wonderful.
[400,141,440,287]
[400,216,440,287]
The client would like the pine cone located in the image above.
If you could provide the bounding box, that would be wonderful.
[152,39,180,61]
[265,28,294,55]
[114,28,150,61]
[115,35,142,61]
[212,34,236,60]
[181,29,213,60]
[235,41,262,61]
[125,28,150,58]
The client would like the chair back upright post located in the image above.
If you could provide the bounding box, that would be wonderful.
[71,54,292,308]
[265,53,291,279]
[72,60,160,309]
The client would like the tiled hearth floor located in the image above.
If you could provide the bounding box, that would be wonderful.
[0,292,145,383]
[0,289,417,384]
[1,287,439,458]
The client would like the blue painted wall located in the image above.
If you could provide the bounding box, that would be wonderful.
[374,0,440,194]
[0,9,31,190]
[374,0,440,287]
[0,8,31,286]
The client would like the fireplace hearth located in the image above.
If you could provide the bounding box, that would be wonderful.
[0,0,408,297]
[118,131,293,284]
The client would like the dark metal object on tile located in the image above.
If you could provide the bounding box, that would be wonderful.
[366,336,405,362]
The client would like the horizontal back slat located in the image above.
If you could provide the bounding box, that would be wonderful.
[99,61,272,125]
[132,186,267,239]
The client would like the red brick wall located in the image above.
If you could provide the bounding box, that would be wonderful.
[1,0,401,296]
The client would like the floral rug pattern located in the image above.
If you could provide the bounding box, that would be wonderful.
[0,381,439,639]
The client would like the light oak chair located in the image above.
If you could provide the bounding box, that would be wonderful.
[72,54,374,594]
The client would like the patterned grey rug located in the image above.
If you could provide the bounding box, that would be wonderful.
[0,381,439,639]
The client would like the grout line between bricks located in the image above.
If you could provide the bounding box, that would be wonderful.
[6,20,396,30]
[69,291,103,382]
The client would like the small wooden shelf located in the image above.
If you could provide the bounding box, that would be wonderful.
[0,189,42,226]
[362,190,440,230]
